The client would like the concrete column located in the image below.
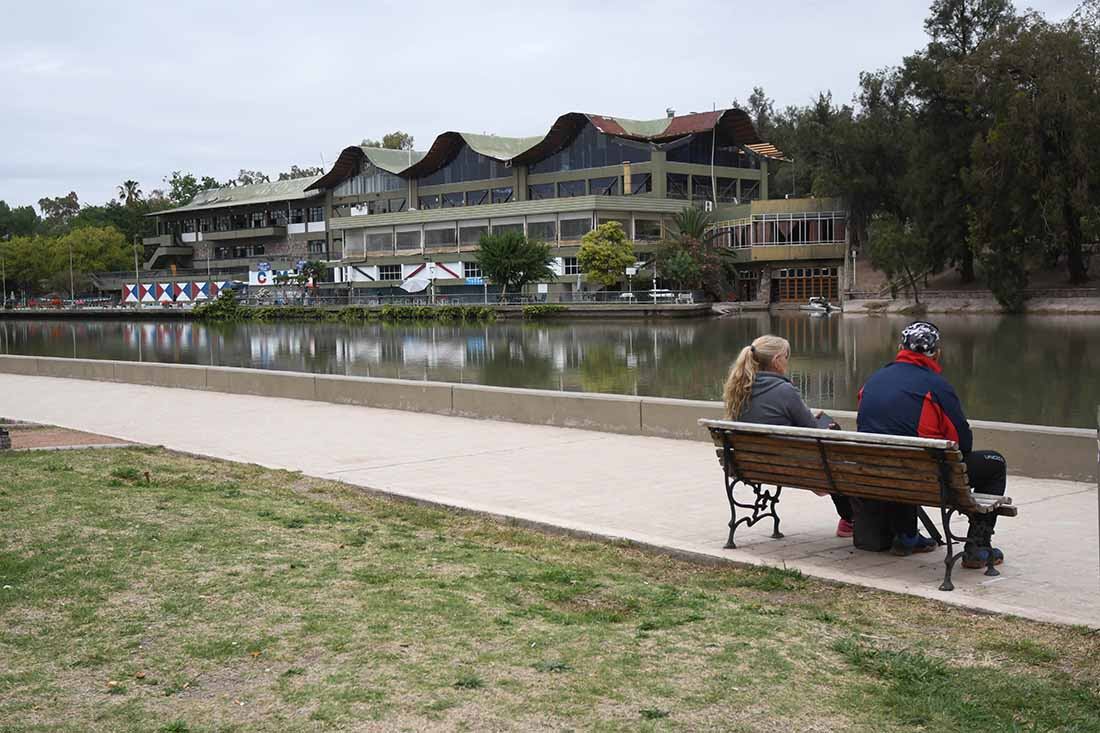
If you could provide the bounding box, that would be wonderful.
[651,150,667,198]
[756,266,772,304]
[514,165,528,201]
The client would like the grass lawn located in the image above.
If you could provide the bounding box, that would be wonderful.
[1,447,1098,732]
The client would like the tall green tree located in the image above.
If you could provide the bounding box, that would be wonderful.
[578,222,634,288]
[969,9,1099,295]
[475,231,556,299]
[278,165,324,181]
[37,192,80,233]
[362,131,415,150]
[232,169,270,186]
[0,201,40,238]
[902,0,1017,282]
[116,180,142,206]
[164,172,222,206]
[867,214,932,303]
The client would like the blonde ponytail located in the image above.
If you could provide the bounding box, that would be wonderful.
[723,335,791,419]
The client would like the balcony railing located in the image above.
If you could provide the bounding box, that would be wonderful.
[710,212,848,249]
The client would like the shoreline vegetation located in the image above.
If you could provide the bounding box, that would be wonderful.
[2,446,1098,731]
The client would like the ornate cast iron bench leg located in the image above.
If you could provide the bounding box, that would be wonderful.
[721,440,783,550]
[938,505,966,591]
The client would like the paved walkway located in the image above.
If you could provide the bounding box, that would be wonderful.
[1,374,1096,627]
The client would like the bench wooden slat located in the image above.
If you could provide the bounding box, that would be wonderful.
[721,432,961,464]
[733,455,945,494]
[715,442,968,480]
[734,468,943,504]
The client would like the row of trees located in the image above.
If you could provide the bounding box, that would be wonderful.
[742,0,1098,310]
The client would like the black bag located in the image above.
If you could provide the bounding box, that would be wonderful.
[851,498,945,552]
[851,497,894,551]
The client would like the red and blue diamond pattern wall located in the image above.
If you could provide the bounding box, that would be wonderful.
[122,282,234,304]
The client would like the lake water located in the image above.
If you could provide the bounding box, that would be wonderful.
[1,314,1097,428]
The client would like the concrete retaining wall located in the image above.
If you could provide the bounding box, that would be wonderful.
[0,353,1094,482]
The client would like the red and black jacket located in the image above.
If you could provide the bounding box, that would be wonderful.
[856,351,973,455]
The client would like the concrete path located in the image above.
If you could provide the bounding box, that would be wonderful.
[1,374,1096,628]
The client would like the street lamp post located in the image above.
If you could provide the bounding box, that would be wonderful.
[133,241,141,310]
[68,239,75,307]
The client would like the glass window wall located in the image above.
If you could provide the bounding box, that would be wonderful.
[442,192,464,208]
[378,264,402,281]
[466,189,488,206]
[395,230,421,250]
[418,144,512,186]
[418,195,440,210]
[528,183,555,200]
[589,176,620,196]
[366,231,394,253]
[529,122,651,174]
[463,262,482,279]
[558,180,586,198]
[667,174,688,200]
[424,227,457,247]
[527,220,557,242]
[459,224,488,245]
[491,187,513,204]
[635,219,661,241]
[559,217,592,241]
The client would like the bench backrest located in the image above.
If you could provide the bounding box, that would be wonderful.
[699,419,975,510]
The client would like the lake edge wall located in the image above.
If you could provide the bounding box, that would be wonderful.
[0,354,1094,483]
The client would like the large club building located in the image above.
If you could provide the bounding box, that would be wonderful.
[134,108,849,304]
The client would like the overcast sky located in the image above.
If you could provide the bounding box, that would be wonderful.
[0,0,1081,210]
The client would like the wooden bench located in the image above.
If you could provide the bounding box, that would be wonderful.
[699,419,1018,591]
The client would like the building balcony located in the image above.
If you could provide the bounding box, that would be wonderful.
[726,243,847,263]
[144,245,194,270]
[202,225,288,241]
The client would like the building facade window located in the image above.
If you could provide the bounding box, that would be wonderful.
[388,197,408,213]
[492,222,523,236]
[418,144,512,186]
[558,180,586,198]
[559,217,592,241]
[528,183,555,200]
[463,262,482,279]
[333,161,405,197]
[666,174,688,200]
[308,207,324,222]
[691,175,714,204]
[290,208,305,224]
[717,177,738,202]
[466,189,488,206]
[250,212,265,228]
[424,227,457,247]
[635,219,662,241]
[395,230,421,250]
[491,187,513,204]
[199,218,211,232]
[528,122,651,174]
[665,131,758,168]
[271,210,287,226]
[459,224,487,245]
[366,231,394,253]
[527,220,556,242]
[442,192,464,208]
[378,264,402,281]
[418,195,440,210]
[215,215,231,231]
[629,173,652,195]
[740,180,760,201]
[231,213,248,229]
[589,176,620,196]
[181,219,196,233]
[307,240,326,255]
[563,257,581,275]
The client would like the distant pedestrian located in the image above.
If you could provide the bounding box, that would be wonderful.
[857,321,1007,566]
[723,334,854,538]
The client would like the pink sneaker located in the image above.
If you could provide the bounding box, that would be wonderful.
[836,519,854,538]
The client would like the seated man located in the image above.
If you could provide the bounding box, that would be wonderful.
[856,321,1006,567]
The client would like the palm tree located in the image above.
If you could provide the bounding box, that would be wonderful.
[117,180,142,206]
[670,206,713,240]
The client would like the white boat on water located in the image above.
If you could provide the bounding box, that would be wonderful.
[800,297,840,313]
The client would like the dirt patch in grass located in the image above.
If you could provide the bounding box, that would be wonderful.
[1,446,1098,732]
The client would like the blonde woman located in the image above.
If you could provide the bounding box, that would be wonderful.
[723,334,854,538]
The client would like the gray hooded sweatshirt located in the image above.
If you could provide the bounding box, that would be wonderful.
[736,372,818,428]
